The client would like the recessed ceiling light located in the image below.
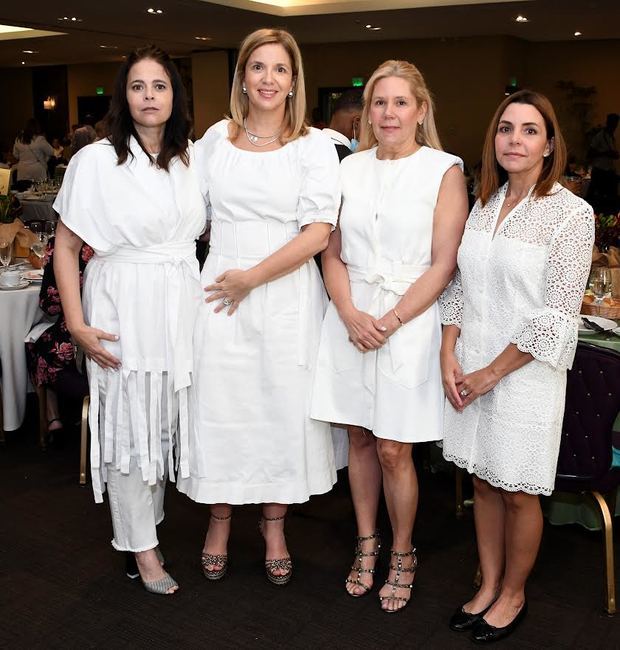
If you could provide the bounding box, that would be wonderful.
[58,16,82,22]
[195,36,211,41]
[515,15,529,23]
[98,44,118,49]
[574,31,582,37]
[22,49,38,54]
[365,24,382,31]
[365,24,372,28]
[147,8,164,14]
[21,60,25,65]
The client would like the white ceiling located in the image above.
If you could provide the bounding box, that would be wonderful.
[0,0,617,68]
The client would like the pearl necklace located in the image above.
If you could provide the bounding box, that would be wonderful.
[243,119,281,147]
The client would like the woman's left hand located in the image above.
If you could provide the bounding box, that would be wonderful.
[375,310,401,339]
[455,366,501,409]
[205,269,255,315]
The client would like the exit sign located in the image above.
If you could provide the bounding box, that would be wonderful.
[351,77,364,87]
[96,86,104,95]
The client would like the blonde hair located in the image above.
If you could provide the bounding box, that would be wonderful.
[359,60,442,152]
[229,28,308,144]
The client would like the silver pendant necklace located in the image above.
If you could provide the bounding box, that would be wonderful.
[243,119,281,147]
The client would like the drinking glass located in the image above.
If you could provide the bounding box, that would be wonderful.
[30,232,48,262]
[590,267,612,305]
[0,239,11,267]
[45,220,57,238]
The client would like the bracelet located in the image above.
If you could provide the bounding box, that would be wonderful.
[392,308,403,326]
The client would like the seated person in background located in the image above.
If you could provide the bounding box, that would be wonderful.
[26,237,93,444]
[323,90,363,161]
[69,126,97,160]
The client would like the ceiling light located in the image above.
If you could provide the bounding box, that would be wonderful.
[574,31,582,37]
[21,60,25,65]
[22,49,38,54]
[514,15,529,23]
[98,44,118,49]
[365,24,372,28]
[365,24,381,31]
[58,16,82,22]
[147,8,164,14]
[195,36,211,41]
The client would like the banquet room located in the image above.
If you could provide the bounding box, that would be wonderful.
[0,0,619,647]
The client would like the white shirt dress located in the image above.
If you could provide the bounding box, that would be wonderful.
[54,138,206,502]
[310,146,462,442]
[177,120,343,505]
[439,183,594,495]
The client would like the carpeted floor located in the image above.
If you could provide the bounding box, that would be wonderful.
[1,401,618,649]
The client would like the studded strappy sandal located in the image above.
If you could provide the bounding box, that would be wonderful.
[379,547,418,613]
[201,512,231,581]
[345,531,381,597]
[259,515,293,586]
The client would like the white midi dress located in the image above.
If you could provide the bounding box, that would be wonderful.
[54,138,206,502]
[439,183,594,495]
[311,146,462,442]
[177,120,343,505]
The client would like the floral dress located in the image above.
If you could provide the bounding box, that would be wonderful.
[26,238,94,389]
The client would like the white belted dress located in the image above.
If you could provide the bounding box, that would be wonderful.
[311,146,463,442]
[54,138,206,520]
[177,120,343,505]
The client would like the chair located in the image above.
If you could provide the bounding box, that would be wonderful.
[79,395,90,485]
[554,342,620,615]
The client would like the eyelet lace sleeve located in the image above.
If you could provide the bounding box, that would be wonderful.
[439,268,463,327]
[510,203,594,370]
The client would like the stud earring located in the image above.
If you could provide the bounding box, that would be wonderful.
[543,152,550,157]
[242,84,247,94]
[418,120,423,126]
[288,90,294,97]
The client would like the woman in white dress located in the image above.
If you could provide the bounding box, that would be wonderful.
[310,60,468,612]
[440,90,594,642]
[177,29,340,585]
[54,46,206,595]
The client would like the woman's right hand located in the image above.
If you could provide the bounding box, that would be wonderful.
[441,347,464,410]
[71,324,121,370]
[340,305,387,352]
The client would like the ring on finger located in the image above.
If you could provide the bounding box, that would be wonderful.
[222,297,233,306]
[459,388,469,398]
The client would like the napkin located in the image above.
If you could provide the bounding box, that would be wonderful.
[0,218,37,254]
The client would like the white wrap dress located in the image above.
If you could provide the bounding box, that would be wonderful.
[439,183,594,495]
[177,120,342,505]
[54,138,206,502]
[311,146,463,442]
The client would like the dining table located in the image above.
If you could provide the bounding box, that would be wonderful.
[18,194,58,223]
[0,269,45,434]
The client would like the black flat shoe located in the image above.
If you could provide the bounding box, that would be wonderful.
[471,601,528,644]
[125,553,139,580]
[449,601,494,632]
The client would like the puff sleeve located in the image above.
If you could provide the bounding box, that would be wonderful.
[297,128,341,229]
[510,202,594,369]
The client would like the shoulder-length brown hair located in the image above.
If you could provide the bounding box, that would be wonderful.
[229,28,308,144]
[104,44,191,170]
[478,89,566,206]
[358,60,442,152]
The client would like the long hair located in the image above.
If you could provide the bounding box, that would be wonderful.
[478,89,566,205]
[358,60,442,152]
[104,45,191,169]
[19,118,41,145]
[229,28,308,144]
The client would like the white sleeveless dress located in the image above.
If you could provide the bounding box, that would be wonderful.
[177,120,344,505]
[311,146,462,442]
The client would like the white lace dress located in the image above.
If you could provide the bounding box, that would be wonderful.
[439,183,594,495]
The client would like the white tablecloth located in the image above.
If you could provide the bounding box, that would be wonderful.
[0,283,42,430]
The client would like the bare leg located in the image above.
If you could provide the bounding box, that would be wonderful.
[377,439,417,612]
[346,427,382,595]
[202,503,233,572]
[464,476,505,614]
[261,503,289,577]
[483,490,541,627]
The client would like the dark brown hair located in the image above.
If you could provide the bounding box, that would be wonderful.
[478,89,566,206]
[104,45,191,170]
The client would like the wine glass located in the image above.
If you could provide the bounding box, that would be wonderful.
[590,267,612,305]
[45,220,57,238]
[0,239,12,268]
[30,232,49,262]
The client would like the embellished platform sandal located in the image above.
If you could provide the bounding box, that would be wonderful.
[201,512,232,581]
[345,532,381,597]
[379,547,418,613]
[259,515,293,586]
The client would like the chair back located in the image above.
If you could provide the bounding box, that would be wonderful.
[556,343,620,486]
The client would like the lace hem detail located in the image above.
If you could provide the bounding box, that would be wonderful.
[511,308,577,370]
[444,453,553,496]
